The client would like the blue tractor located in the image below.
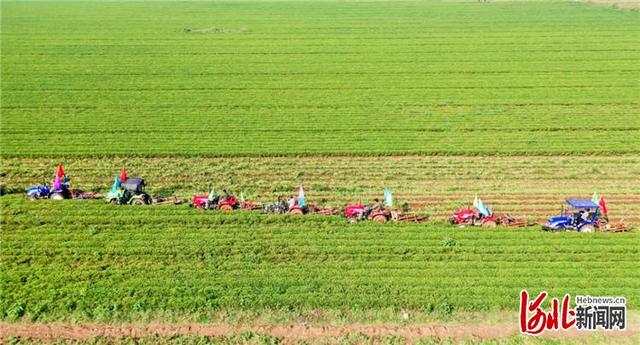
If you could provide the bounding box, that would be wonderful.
[25,182,71,200]
[26,185,51,200]
[543,199,600,233]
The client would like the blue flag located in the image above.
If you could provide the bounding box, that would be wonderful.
[473,195,491,217]
[111,176,121,193]
[384,188,393,208]
[298,186,305,206]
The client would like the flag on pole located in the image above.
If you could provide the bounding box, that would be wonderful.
[473,195,491,217]
[384,188,393,208]
[208,187,216,201]
[53,174,61,190]
[56,164,64,180]
[111,176,121,194]
[120,166,128,182]
[53,164,64,189]
[298,185,305,206]
[591,192,600,205]
[598,197,608,216]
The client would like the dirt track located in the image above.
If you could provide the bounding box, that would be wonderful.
[2,321,638,343]
[583,0,640,9]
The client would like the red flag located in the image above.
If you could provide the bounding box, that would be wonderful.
[120,166,128,182]
[598,197,608,216]
[56,164,64,179]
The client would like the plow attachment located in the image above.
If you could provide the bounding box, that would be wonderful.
[308,204,338,215]
[393,212,428,223]
[152,196,184,205]
[240,201,262,210]
[599,221,633,232]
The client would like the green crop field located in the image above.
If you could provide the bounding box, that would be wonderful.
[1,0,639,156]
[1,0,639,343]
[2,196,639,318]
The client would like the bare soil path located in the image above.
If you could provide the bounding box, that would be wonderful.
[2,321,638,343]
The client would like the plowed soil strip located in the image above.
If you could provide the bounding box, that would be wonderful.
[1,322,637,342]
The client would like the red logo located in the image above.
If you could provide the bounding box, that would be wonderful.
[519,290,576,335]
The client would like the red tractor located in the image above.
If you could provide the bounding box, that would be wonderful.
[192,195,210,209]
[344,204,391,223]
[449,208,498,228]
[191,193,239,211]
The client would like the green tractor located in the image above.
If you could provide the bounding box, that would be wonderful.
[106,177,151,205]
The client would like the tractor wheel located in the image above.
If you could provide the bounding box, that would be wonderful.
[220,204,233,212]
[27,194,39,201]
[132,198,145,206]
[289,208,304,215]
[448,216,456,225]
[109,199,119,205]
[482,220,497,228]
[579,224,595,233]
[372,215,388,224]
[50,192,64,201]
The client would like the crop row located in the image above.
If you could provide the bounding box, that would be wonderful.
[2,0,638,157]
[3,104,639,129]
[2,155,639,220]
[3,130,639,157]
[2,195,638,321]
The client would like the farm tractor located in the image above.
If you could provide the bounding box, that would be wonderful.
[344,204,392,223]
[262,196,309,215]
[262,198,308,214]
[542,199,601,233]
[449,195,499,228]
[106,177,151,205]
[261,186,314,215]
[344,189,395,223]
[449,208,499,228]
[26,164,73,200]
[344,189,427,224]
[192,189,244,211]
[26,184,52,200]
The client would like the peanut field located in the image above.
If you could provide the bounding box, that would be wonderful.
[1,0,638,344]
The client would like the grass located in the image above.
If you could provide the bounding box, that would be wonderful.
[1,195,638,323]
[1,0,639,157]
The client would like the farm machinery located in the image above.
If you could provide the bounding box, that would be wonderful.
[542,196,632,232]
[192,189,260,211]
[106,177,151,205]
[449,195,500,228]
[542,199,602,233]
[26,165,70,201]
[344,189,427,224]
[344,203,392,223]
[25,164,90,200]
[449,208,500,228]
[26,184,53,200]
[106,167,183,206]
[262,187,314,215]
[449,195,536,228]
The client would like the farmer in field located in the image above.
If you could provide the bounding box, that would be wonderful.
[371,198,383,212]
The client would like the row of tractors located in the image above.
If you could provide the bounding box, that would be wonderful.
[190,186,427,224]
[24,165,627,231]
